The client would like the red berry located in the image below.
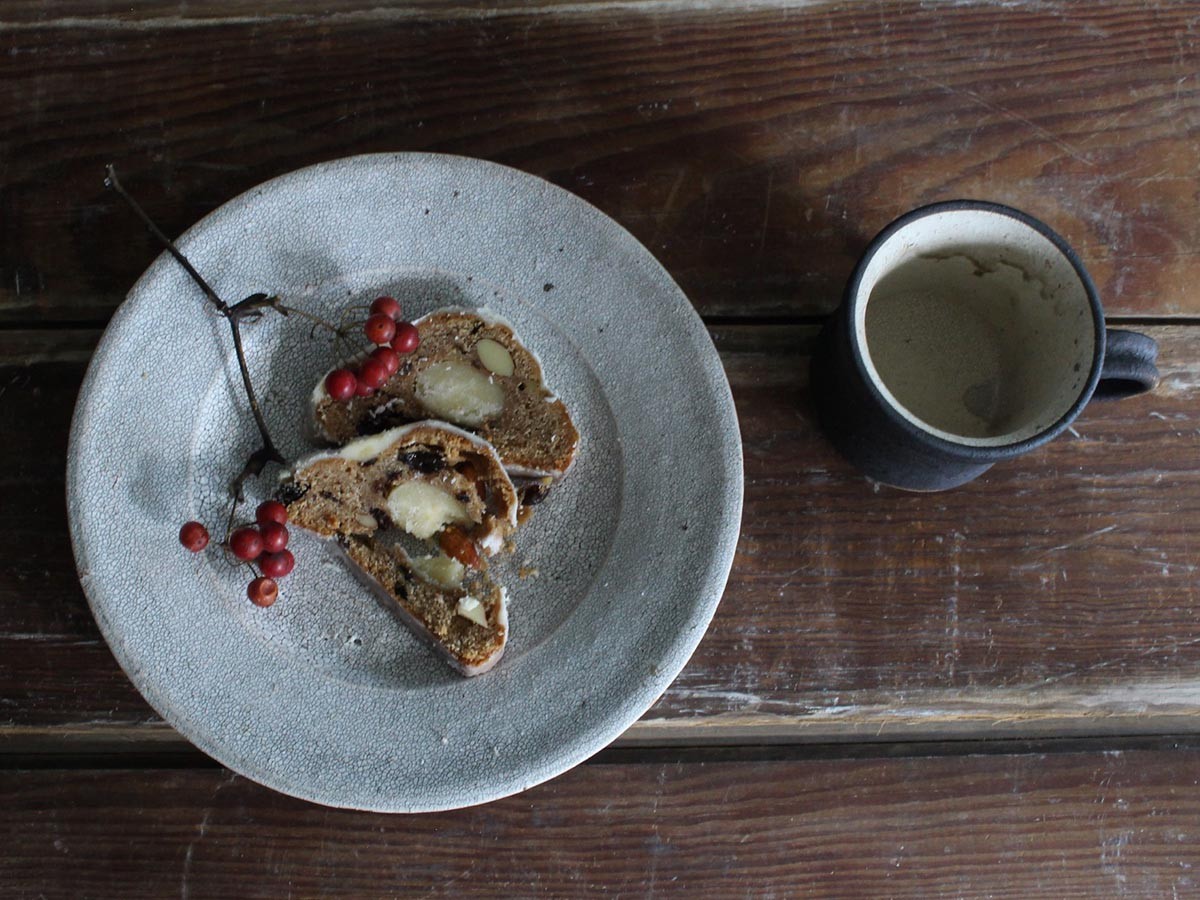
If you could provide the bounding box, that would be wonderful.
[358,357,390,389]
[325,368,357,401]
[370,346,400,377]
[247,576,279,607]
[354,379,376,397]
[255,500,288,526]
[260,549,295,578]
[260,521,289,553]
[364,313,396,345]
[370,296,402,319]
[179,521,209,552]
[391,321,419,354]
[229,527,264,561]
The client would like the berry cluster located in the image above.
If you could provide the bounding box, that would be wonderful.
[324,296,421,401]
[173,295,418,608]
[179,500,295,607]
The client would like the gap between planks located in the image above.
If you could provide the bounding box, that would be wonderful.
[1,319,1197,365]
[6,729,1200,770]
[0,0,892,32]
[7,676,1200,758]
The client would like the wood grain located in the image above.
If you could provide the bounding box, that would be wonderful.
[0,0,655,23]
[3,324,1199,747]
[4,749,1200,897]
[2,1,1198,323]
[6,7,1198,893]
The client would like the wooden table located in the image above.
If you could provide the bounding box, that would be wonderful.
[3,2,1200,895]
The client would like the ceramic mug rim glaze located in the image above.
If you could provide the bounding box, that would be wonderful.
[843,199,1106,462]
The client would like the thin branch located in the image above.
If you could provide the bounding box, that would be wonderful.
[106,164,291,511]
[275,303,344,335]
[104,165,228,314]
[228,314,284,471]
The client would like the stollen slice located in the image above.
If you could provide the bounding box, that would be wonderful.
[281,421,519,675]
[312,308,579,483]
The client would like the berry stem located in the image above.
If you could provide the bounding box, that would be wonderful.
[106,165,288,514]
[103,165,229,315]
[227,311,284,473]
[277,304,347,336]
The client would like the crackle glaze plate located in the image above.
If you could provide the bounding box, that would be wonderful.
[67,153,742,812]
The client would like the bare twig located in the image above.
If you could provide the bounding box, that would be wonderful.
[277,303,345,335]
[105,165,290,514]
[104,165,229,314]
[227,305,284,474]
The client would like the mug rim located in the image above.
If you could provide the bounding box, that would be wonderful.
[844,199,1106,460]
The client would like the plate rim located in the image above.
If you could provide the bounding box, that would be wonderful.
[67,152,744,811]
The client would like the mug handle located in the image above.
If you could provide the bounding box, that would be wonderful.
[1095,329,1160,399]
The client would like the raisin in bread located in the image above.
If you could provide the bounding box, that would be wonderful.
[313,309,579,480]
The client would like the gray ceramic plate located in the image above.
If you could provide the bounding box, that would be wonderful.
[67,153,742,812]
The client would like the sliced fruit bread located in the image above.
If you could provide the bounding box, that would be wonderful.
[313,309,579,482]
[282,421,518,675]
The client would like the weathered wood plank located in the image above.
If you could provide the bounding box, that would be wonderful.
[1,325,1198,747]
[1,1,1198,323]
[0,0,652,24]
[3,750,1200,897]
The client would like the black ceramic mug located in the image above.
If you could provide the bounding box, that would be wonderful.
[811,200,1160,491]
